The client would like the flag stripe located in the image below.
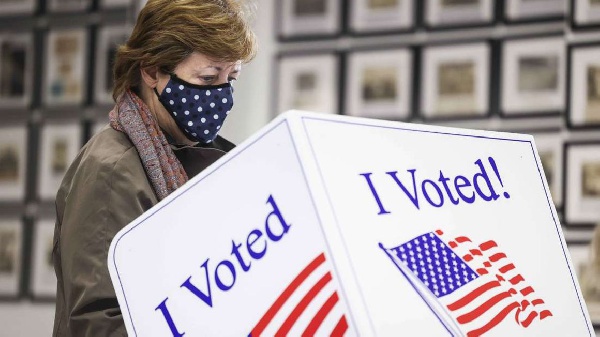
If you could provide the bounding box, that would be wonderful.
[479,240,497,251]
[520,286,534,296]
[456,291,513,324]
[275,272,332,337]
[521,311,538,327]
[301,292,339,336]
[456,236,472,243]
[489,253,507,262]
[466,302,520,337]
[331,315,348,337]
[251,253,326,336]
[532,299,545,306]
[499,263,515,273]
[446,280,500,311]
[540,310,553,319]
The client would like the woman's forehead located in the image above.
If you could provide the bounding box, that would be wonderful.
[178,52,241,72]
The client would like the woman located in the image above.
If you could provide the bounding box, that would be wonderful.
[52,1,257,336]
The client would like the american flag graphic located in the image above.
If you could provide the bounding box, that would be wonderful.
[380,229,552,337]
[249,253,349,337]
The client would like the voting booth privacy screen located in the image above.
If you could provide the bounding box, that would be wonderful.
[108,111,592,336]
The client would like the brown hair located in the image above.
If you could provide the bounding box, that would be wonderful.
[112,0,257,101]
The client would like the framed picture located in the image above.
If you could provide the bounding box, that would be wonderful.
[43,28,87,107]
[345,48,413,120]
[0,126,27,202]
[278,0,341,40]
[504,0,565,22]
[30,219,57,300]
[0,219,22,299]
[0,33,33,109]
[48,0,91,12]
[532,132,563,208]
[571,0,600,29]
[0,0,36,15]
[567,43,600,129]
[500,36,565,117]
[38,122,81,201]
[276,53,339,115]
[349,0,415,34]
[566,240,600,324]
[564,142,600,227]
[420,42,490,119]
[99,0,131,8]
[95,25,130,105]
[424,0,495,28]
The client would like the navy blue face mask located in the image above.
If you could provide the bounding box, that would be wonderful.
[154,74,234,144]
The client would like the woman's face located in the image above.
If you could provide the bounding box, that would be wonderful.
[152,52,241,145]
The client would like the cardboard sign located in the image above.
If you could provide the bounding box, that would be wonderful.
[108,111,592,336]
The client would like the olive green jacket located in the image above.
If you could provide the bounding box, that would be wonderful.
[52,125,234,337]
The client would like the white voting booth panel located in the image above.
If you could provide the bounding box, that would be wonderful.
[108,111,592,337]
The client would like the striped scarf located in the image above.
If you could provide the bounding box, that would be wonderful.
[109,89,188,200]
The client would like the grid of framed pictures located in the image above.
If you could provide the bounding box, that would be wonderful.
[0,0,132,302]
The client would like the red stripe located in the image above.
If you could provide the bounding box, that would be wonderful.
[466,302,520,337]
[447,281,500,311]
[275,272,332,336]
[520,310,538,327]
[470,249,482,256]
[540,310,553,319]
[456,236,472,243]
[302,292,339,336]
[476,268,488,275]
[509,274,524,285]
[436,229,444,235]
[331,315,348,337]
[532,299,545,306]
[456,291,513,324]
[483,262,492,268]
[251,253,326,336]
[463,254,473,262]
[449,241,458,248]
[489,253,507,262]
[479,240,498,251]
[520,286,534,296]
[499,263,515,273]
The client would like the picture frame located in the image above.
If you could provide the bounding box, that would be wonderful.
[43,27,88,107]
[0,126,27,202]
[277,0,341,40]
[37,122,82,201]
[95,25,130,106]
[500,36,565,117]
[564,141,600,227]
[0,218,22,299]
[567,42,600,130]
[504,0,566,23]
[0,0,36,15]
[0,33,33,109]
[566,240,600,324]
[420,42,491,120]
[424,0,495,29]
[571,0,600,30]
[276,53,339,115]
[345,48,413,120]
[99,0,131,9]
[30,219,57,300]
[48,0,92,12]
[348,0,415,34]
[532,132,564,208]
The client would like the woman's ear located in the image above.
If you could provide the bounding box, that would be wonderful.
[140,65,160,89]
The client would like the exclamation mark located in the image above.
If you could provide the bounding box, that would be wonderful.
[488,157,510,199]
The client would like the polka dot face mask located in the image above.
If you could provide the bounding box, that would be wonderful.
[154,74,234,143]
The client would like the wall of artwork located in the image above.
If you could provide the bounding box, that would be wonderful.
[273,0,600,331]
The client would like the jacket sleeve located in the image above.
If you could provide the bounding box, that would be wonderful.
[57,147,157,337]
